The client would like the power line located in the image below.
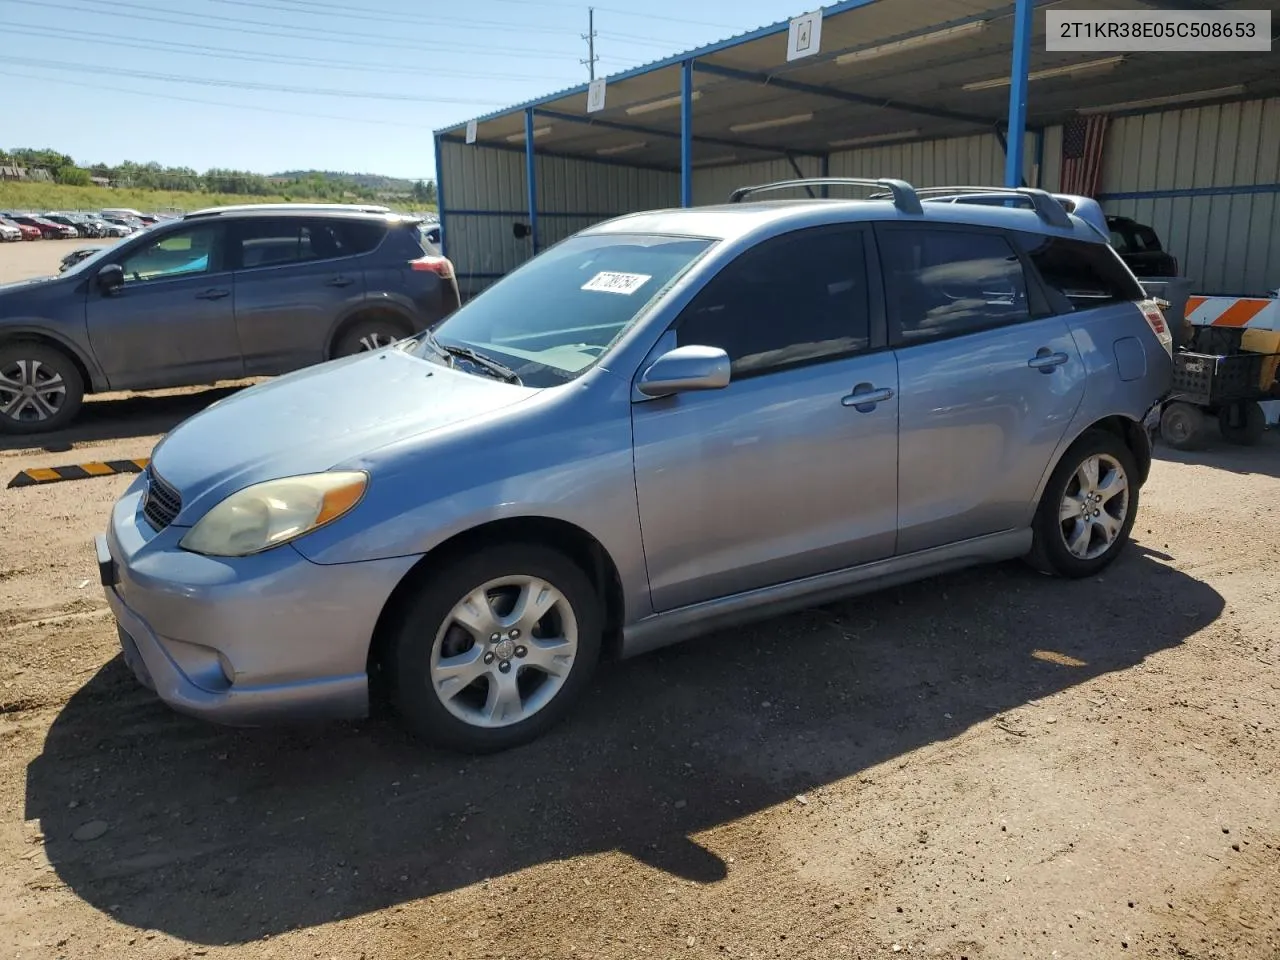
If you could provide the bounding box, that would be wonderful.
[3,23,583,83]
[0,68,427,130]
[8,58,511,105]
[0,0,591,61]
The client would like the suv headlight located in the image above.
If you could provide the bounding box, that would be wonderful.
[179,472,367,557]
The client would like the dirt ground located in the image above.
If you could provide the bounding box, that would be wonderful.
[1,242,1278,960]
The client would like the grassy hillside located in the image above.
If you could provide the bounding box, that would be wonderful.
[0,181,436,214]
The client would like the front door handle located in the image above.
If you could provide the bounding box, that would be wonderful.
[194,288,230,300]
[1027,349,1070,373]
[841,383,895,411]
[326,275,354,287]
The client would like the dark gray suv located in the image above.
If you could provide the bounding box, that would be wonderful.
[0,203,460,433]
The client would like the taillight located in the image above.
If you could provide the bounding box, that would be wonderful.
[1140,299,1174,356]
[410,255,454,279]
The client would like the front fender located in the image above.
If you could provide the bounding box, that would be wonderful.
[0,320,107,391]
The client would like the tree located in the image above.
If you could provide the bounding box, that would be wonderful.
[54,166,92,186]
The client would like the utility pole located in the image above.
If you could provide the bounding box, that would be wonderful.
[581,7,598,80]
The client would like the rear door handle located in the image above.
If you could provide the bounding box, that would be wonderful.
[841,383,895,411]
[1027,349,1070,372]
[326,275,354,287]
[194,288,230,300]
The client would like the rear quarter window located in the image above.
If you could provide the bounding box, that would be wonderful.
[331,218,386,255]
[1016,233,1145,311]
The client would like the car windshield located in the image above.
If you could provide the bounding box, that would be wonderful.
[417,233,715,388]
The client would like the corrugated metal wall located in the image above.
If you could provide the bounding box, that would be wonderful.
[1097,97,1280,295]
[438,140,677,297]
[692,156,822,206]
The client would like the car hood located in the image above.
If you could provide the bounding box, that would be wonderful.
[0,273,70,299]
[150,348,539,524]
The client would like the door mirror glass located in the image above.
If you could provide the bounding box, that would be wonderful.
[96,263,125,294]
[637,345,730,398]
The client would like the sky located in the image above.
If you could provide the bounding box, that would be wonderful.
[1,0,808,180]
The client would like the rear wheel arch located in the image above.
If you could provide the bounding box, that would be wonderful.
[326,305,417,359]
[367,516,626,698]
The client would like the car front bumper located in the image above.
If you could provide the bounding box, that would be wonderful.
[97,480,420,727]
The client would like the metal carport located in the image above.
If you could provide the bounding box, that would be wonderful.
[434,0,1280,297]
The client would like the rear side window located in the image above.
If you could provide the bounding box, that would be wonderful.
[676,224,872,377]
[877,227,1032,345]
[1017,234,1144,310]
[334,218,386,254]
[232,218,380,268]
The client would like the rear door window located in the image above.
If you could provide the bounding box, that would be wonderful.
[1016,233,1144,311]
[876,226,1034,345]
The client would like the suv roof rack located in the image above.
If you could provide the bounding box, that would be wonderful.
[184,202,392,218]
[905,186,1074,229]
[728,177,923,215]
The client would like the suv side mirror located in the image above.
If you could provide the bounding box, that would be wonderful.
[96,263,125,294]
[637,345,731,398]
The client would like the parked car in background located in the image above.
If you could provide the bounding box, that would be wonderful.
[0,219,20,242]
[3,214,76,239]
[97,214,143,234]
[43,213,98,238]
[1107,215,1179,277]
[88,216,131,238]
[0,204,459,433]
[93,178,1173,753]
[0,217,41,241]
[101,207,146,221]
[59,246,103,272]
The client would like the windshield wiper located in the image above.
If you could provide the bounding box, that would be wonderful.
[435,338,522,385]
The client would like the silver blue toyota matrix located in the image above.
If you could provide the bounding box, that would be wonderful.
[96,179,1173,753]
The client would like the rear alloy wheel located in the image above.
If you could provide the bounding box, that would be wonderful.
[332,318,409,358]
[0,343,85,434]
[1218,400,1266,446]
[1160,401,1210,451]
[387,543,602,753]
[1026,429,1139,578]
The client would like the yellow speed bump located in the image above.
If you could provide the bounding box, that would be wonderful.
[7,458,149,489]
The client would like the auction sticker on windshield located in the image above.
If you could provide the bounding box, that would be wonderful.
[581,271,652,295]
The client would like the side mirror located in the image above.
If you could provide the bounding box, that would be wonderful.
[96,263,124,294]
[512,222,531,240]
[637,345,731,398]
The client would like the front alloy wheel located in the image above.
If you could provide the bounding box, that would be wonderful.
[430,575,579,728]
[0,344,85,434]
[387,543,602,752]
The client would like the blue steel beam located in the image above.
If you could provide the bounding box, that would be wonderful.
[433,132,448,261]
[1004,0,1034,187]
[525,107,539,253]
[681,59,693,207]
[530,108,823,158]
[691,61,999,128]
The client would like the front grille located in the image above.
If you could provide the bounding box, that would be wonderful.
[141,468,182,531]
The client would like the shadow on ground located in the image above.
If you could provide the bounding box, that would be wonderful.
[0,385,247,454]
[1153,428,1280,479]
[25,546,1223,945]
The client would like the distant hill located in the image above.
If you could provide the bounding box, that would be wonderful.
[272,170,419,194]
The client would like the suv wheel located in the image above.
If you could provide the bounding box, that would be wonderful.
[385,543,602,753]
[1026,429,1139,578]
[0,342,85,434]
[332,317,410,357]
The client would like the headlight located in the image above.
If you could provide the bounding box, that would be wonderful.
[179,471,367,557]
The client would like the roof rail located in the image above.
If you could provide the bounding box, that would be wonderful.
[907,186,1074,229]
[184,202,392,218]
[729,178,923,215]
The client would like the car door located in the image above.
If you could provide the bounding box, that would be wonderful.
[85,221,243,391]
[631,223,899,613]
[876,222,1087,555]
[229,217,369,375]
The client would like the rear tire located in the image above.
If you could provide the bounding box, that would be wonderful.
[385,543,603,753]
[1218,400,1266,446]
[0,342,85,434]
[1026,429,1139,579]
[1160,401,1210,451]
[331,316,411,358]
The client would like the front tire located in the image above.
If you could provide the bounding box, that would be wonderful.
[1026,429,1139,579]
[385,543,603,753]
[0,342,85,434]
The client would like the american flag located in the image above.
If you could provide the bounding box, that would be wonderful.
[1060,114,1109,196]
